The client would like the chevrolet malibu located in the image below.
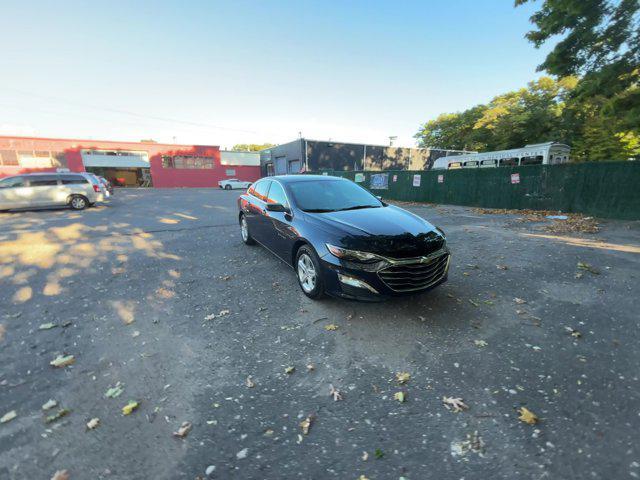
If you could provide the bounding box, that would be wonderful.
[238,175,450,300]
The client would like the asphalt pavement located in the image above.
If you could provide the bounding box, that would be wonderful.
[1,188,639,480]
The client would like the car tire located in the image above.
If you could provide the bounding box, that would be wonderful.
[225,185,232,190]
[239,214,256,245]
[69,195,88,210]
[295,245,325,300]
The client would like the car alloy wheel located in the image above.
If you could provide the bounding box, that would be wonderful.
[297,253,317,293]
[241,216,249,242]
[70,196,87,210]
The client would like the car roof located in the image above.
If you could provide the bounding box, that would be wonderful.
[266,174,347,184]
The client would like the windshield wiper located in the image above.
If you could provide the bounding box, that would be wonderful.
[303,208,337,213]
[335,204,380,211]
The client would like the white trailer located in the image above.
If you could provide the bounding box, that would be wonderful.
[432,142,570,170]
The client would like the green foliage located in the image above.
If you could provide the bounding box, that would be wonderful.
[232,143,274,152]
[415,76,578,153]
[416,2,639,161]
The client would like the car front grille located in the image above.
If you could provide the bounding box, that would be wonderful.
[378,252,450,292]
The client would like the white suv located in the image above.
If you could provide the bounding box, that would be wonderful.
[218,178,252,190]
[0,172,105,212]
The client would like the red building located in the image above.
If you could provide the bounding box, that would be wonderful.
[0,136,261,188]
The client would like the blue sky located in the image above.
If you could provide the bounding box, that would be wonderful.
[0,0,551,148]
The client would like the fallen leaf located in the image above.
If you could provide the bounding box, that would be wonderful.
[45,408,71,424]
[394,391,406,403]
[122,401,139,416]
[518,407,538,425]
[496,264,508,270]
[51,470,70,480]
[565,326,582,338]
[50,355,75,368]
[358,476,369,480]
[306,364,315,371]
[1,410,17,423]
[39,322,57,330]
[442,396,468,412]
[514,298,527,305]
[361,451,369,461]
[86,418,100,430]
[131,330,141,338]
[374,448,384,459]
[285,366,295,374]
[329,384,342,401]
[173,421,192,438]
[396,372,411,384]
[42,399,58,411]
[105,383,124,398]
[245,376,255,388]
[204,309,230,320]
[0,324,5,342]
[468,299,479,307]
[324,324,339,331]
[577,262,600,274]
[300,415,313,435]
[474,339,488,348]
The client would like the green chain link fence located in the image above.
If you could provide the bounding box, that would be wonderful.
[316,161,640,220]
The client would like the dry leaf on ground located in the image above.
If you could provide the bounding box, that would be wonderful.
[474,339,488,347]
[173,421,192,438]
[245,376,255,388]
[122,401,139,416]
[565,326,582,338]
[577,262,600,275]
[86,418,100,430]
[1,410,17,423]
[329,384,342,401]
[51,470,70,480]
[324,324,339,331]
[306,364,315,371]
[394,391,406,403]
[39,323,57,330]
[0,324,5,342]
[396,372,411,384]
[50,355,75,368]
[105,383,124,398]
[42,399,58,411]
[442,396,468,412]
[300,415,314,435]
[514,298,527,305]
[284,366,295,374]
[45,409,70,424]
[518,407,538,425]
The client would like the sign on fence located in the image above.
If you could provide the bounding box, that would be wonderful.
[437,174,444,183]
[511,173,520,184]
[413,174,421,187]
[370,173,389,190]
[354,173,365,183]
[392,174,397,182]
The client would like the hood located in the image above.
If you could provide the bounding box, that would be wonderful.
[306,205,445,258]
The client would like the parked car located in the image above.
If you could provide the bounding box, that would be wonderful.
[237,175,449,301]
[0,172,105,212]
[219,178,252,190]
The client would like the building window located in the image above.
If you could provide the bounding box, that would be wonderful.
[0,150,19,166]
[161,155,215,169]
[17,150,54,168]
[225,169,236,176]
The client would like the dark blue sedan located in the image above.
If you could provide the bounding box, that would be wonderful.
[237,175,450,301]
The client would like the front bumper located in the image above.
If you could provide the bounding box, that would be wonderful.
[319,247,450,301]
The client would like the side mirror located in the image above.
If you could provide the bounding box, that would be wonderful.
[376,195,383,201]
[266,203,288,213]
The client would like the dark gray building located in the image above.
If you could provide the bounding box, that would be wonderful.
[260,139,471,176]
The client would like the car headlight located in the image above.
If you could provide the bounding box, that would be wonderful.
[326,244,383,263]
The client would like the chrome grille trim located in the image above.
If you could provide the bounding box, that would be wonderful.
[378,252,450,292]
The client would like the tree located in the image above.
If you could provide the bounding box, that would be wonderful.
[415,76,577,153]
[516,0,639,160]
[232,143,275,152]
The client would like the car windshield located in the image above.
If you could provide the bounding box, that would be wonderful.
[288,179,383,212]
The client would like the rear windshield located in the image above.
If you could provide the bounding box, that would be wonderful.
[288,180,382,212]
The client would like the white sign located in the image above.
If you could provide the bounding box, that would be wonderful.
[437,174,444,183]
[354,173,365,183]
[392,175,397,182]
[413,174,421,187]
[511,173,520,184]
